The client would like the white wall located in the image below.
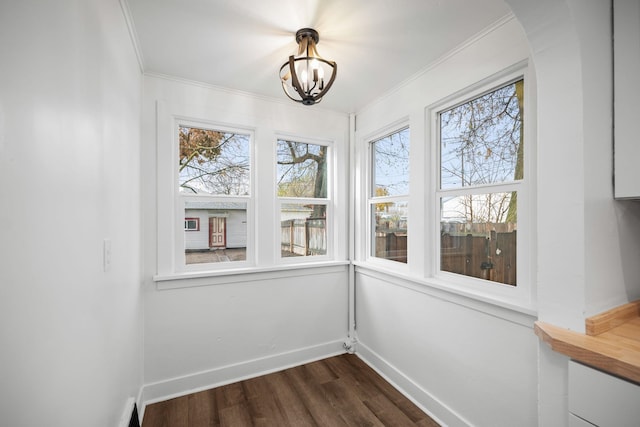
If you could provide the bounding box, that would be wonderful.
[504,1,640,425]
[0,1,143,426]
[356,272,538,427]
[226,211,247,248]
[506,0,640,332]
[141,76,351,403]
[353,2,640,426]
[143,268,349,402]
[353,17,539,427]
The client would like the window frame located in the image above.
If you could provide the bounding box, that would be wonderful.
[275,135,335,265]
[365,123,411,270]
[177,120,254,273]
[163,115,256,275]
[428,64,533,305]
[153,101,349,286]
[184,217,200,231]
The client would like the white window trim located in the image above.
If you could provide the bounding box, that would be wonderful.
[274,134,337,265]
[354,62,535,312]
[154,101,348,283]
[155,102,257,277]
[175,118,255,273]
[427,61,535,309]
[364,121,411,272]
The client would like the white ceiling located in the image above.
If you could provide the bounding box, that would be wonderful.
[126,0,512,113]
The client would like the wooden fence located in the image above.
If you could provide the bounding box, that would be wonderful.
[374,227,517,285]
[441,230,517,285]
[281,218,326,256]
[375,232,408,263]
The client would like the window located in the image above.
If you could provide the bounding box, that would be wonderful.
[277,139,330,259]
[178,124,251,267]
[437,79,524,286]
[368,127,410,263]
[154,100,348,282]
[184,218,199,231]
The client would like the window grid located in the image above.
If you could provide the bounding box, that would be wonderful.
[368,127,410,264]
[436,78,524,287]
[276,139,332,261]
[177,123,253,270]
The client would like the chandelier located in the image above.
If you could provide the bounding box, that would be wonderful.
[279,28,337,106]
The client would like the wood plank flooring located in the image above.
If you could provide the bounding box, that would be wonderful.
[142,354,440,427]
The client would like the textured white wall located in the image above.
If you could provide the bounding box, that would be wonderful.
[0,1,143,426]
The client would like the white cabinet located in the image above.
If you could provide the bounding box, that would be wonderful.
[568,361,640,427]
[614,0,640,199]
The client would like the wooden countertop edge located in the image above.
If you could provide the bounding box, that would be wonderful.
[586,300,640,336]
[534,321,640,384]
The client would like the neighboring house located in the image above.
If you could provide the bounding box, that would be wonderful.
[184,201,247,250]
[280,204,313,222]
[184,203,318,253]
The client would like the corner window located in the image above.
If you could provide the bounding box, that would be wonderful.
[437,79,524,286]
[277,139,331,259]
[369,127,410,263]
[178,124,251,267]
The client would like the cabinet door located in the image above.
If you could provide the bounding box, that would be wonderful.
[569,361,640,427]
[614,0,640,198]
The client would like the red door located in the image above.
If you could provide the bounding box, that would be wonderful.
[209,217,226,248]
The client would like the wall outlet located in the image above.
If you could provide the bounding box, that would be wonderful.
[103,238,112,272]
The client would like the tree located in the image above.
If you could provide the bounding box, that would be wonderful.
[373,129,410,197]
[179,126,250,195]
[506,79,524,223]
[440,79,524,225]
[374,187,393,213]
[277,140,327,217]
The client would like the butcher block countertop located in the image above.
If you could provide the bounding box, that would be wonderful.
[535,300,640,384]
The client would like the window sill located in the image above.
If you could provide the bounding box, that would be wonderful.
[153,260,350,290]
[352,261,537,326]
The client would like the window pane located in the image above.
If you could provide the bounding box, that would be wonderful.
[184,201,247,264]
[372,128,410,197]
[373,201,408,263]
[184,218,199,231]
[277,140,327,198]
[179,126,250,195]
[440,80,523,189]
[440,192,516,285]
[280,203,326,257]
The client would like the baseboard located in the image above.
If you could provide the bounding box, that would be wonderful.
[136,387,145,424]
[118,397,138,427]
[356,342,471,427]
[141,339,346,408]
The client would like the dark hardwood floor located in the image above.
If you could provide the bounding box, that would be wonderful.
[142,353,440,427]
